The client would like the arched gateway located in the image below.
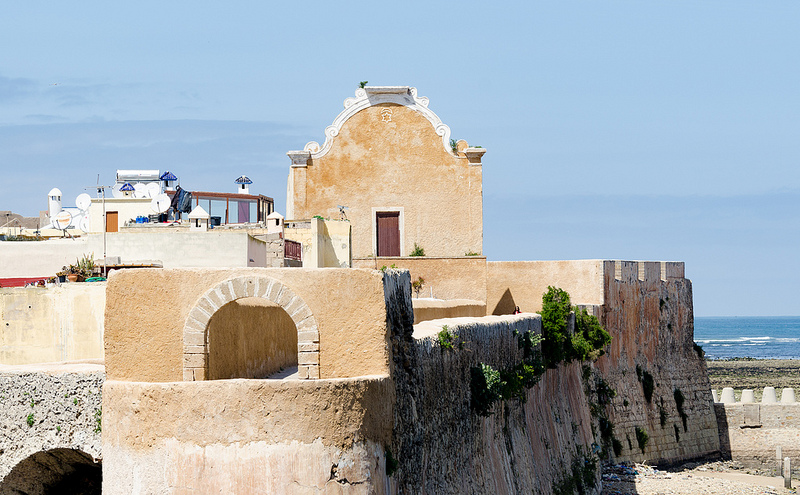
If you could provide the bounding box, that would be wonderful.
[182,275,320,380]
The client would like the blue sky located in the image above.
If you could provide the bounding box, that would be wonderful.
[1,2,798,316]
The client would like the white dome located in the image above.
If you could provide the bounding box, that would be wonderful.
[48,187,62,197]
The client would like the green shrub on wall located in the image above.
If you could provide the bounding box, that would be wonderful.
[540,286,612,368]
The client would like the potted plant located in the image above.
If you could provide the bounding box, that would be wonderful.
[65,254,96,282]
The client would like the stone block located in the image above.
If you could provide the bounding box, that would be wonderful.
[298,342,320,352]
[721,388,736,403]
[184,331,205,347]
[267,281,283,302]
[782,388,796,403]
[290,305,312,323]
[183,369,195,381]
[742,389,755,403]
[743,403,760,425]
[307,365,320,379]
[296,316,318,334]
[298,352,320,366]
[297,365,310,379]
[196,296,219,317]
[297,330,319,344]
[185,345,205,355]
[184,353,206,368]
[277,290,296,309]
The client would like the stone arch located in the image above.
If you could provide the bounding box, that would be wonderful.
[183,276,319,381]
[0,448,101,494]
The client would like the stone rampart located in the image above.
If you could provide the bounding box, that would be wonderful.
[594,260,720,464]
[385,269,600,494]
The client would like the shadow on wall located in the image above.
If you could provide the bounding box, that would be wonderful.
[0,448,101,495]
[492,288,517,315]
[207,297,298,380]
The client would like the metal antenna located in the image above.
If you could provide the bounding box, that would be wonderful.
[86,174,112,277]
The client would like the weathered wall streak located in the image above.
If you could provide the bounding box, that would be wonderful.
[595,261,720,464]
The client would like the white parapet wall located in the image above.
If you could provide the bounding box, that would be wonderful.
[0,284,106,365]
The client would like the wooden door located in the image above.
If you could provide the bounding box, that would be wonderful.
[106,211,118,233]
[376,212,400,257]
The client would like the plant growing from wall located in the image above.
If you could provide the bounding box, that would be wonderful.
[540,287,572,367]
[411,276,425,297]
[635,426,649,453]
[94,407,102,434]
[450,138,458,153]
[693,342,705,359]
[464,250,481,256]
[437,325,455,350]
[540,287,611,367]
[26,413,34,427]
[409,243,425,257]
[359,81,368,88]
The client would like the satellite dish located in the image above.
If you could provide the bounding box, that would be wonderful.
[151,193,170,213]
[79,214,91,232]
[54,210,73,230]
[111,183,124,199]
[76,193,92,211]
[133,182,147,199]
[146,182,160,199]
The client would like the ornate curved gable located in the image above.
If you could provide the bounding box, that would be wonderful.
[302,86,453,158]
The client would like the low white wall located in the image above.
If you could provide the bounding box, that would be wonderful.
[0,284,106,365]
[86,231,250,268]
[0,238,90,278]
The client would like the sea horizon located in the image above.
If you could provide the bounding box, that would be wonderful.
[694,315,800,360]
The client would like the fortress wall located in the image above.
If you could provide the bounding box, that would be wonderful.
[384,270,599,494]
[101,376,392,494]
[0,363,103,481]
[486,260,606,315]
[104,268,390,382]
[0,284,105,365]
[353,256,488,301]
[594,261,720,464]
[715,403,800,474]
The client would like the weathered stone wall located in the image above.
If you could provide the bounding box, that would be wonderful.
[715,402,800,475]
[0,362,103,482]
[0,284,105,365]
[594,261,720,464]
[0,237,90,279]
[384,269,600,494]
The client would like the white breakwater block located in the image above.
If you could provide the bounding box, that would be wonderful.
[781,388,796,404]
[720,387,736,404]
[712,390,718,403]
[762,387,777,403]
[741,389,755,403]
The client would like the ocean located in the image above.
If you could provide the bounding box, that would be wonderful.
[694,316,800,360]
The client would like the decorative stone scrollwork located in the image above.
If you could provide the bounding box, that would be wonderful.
[301,86,454,158]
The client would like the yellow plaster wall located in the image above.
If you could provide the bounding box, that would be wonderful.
[486,260,606,315]
[290,104,482,258]
[0,284,105,365]
[353,256,488,302]
[206,298,297,379]
[104,268,390,382]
